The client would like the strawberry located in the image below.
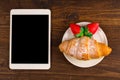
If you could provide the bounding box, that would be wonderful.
[70,23,84,37]
[87,22,99,34]
[70,23,80,35]
[69,22,99,38]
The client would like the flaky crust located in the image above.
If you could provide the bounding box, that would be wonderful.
[59,36,112,60]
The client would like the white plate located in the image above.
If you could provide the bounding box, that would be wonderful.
[62,22,108,68]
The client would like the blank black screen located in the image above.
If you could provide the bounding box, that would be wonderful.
[12,15,49,63]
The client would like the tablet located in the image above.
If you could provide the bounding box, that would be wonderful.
[9,9,51,69]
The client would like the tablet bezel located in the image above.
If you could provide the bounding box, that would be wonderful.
[9,9,51,69]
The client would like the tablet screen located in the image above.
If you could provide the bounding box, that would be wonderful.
[12,15,49,64]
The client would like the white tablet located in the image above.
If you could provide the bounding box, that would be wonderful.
[9,9,51,69]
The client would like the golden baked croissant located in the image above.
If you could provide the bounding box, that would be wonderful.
[59,36,112,60]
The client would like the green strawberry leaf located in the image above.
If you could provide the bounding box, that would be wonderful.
[75,27,84,38]
[81,27,84,32]
[84,27,93,38]
[84,27,88,35]
[75,32,84,38]
[85,32,92,38]
[74,26,93,38]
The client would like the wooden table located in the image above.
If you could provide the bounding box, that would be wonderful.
[0,0,120,80]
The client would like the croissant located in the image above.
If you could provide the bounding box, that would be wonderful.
[59,36,112,60]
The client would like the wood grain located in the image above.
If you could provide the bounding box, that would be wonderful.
[0,0,120,80]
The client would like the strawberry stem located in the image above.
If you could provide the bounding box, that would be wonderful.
[75,27,93,38]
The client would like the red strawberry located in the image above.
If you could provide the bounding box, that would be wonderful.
[87,22,99,34]
[70,23,81,35]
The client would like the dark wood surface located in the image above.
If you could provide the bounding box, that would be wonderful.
[0,0,120,80]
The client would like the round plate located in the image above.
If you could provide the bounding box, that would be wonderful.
[62,22,108,68]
